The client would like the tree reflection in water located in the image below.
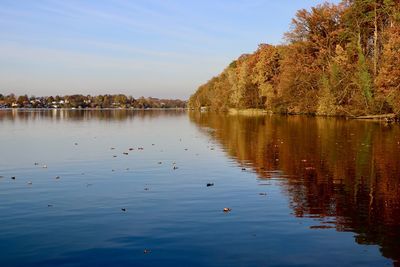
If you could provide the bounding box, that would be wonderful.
[189,112,400,263]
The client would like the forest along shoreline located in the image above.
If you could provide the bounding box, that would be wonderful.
[188,1,400,120]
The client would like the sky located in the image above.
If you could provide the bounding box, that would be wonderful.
[0,0,339,99]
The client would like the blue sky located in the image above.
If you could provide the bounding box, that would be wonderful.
[0,0,339,99]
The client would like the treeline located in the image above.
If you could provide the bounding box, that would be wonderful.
[0,94,187,109]
[189,0,400,116]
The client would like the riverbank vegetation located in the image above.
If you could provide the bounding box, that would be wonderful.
[189,0,400,116]
[0,94,186,109]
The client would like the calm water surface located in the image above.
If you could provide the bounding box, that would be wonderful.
[0,110,399,267]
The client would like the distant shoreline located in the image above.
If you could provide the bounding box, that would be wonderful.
[0,94,187,110]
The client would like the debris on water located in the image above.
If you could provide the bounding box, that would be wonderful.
[223,208,232,212]
[172,162,178,170]
[123,152,129,155]
[259,192,267,196]
[206,183,214,187]
[129,148,134,151]
[11,176,16,180]
[138,147,144,150]
[121,208,126,212]
[143,249,151,254]
[241,168,246,171]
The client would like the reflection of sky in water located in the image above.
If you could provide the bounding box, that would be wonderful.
[0,110,396,267]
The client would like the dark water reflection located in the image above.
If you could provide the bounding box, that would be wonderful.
[189,112,400,264]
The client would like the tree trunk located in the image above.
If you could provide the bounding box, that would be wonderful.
[373,2,378,76]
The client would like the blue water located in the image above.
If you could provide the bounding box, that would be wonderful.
[0,110,396,266]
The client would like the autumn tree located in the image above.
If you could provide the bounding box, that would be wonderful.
[17,95,29,106]
[189,0,400,116]
[376,26,400,114]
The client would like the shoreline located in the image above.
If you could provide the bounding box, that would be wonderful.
[224,108,399,122]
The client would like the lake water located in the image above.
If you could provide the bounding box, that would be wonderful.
[0,110,399,267]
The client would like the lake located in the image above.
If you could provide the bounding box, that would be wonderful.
[0,110,399,267]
